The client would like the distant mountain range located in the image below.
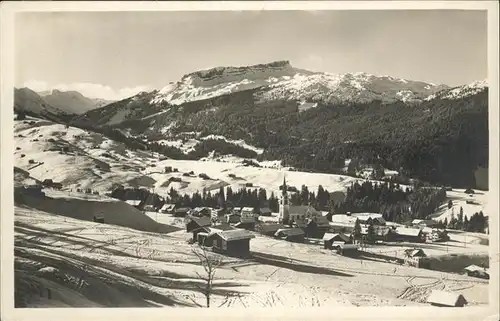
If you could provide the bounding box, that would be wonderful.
[14,88,114,119]
[13,60,488,188]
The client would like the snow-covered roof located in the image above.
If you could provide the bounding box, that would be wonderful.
[322,233,350,242]
[427,290,467,307]
[213,229,255,241]
[396,227,422,236]
[463,265,485,272]
[275,228,305,237]
[330,214,358,225]
[161,203,176,210]
[125,200,141,206]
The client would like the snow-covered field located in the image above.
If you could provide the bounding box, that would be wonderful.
[431,189,489,222]
[14,203,489,308]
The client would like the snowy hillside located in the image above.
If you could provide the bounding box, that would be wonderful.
[151,60,448,106]
[14,117,363,197]
[14,203,489,308]
[430,189,489,223]
[424,80,487,101]
[39,89,114,115]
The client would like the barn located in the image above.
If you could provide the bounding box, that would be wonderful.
[210,229,256,258]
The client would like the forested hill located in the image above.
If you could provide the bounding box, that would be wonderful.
[75,86,488,189]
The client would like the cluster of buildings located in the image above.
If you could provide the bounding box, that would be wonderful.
[126,176,450,259]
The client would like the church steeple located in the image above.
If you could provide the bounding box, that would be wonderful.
[279,173,290,224]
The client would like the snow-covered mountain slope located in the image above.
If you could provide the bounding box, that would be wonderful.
[424,80,487,101]
[14,88,70,118]
[15,116,368,197]
[151,60,448,106]
[39,89,114,115]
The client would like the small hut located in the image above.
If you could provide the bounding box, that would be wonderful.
[210,229,255,258]
[427,290,467,307]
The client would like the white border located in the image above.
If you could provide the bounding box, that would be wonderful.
[1,2,499,321]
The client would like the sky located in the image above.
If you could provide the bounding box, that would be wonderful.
[15,10,487,100]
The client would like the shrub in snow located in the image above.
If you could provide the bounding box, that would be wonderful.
[28,159,35,164]
[20,154,25,158]
[16,147,21,150]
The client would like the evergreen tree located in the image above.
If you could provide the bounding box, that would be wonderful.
[366,222,376,244]
[353,219,362,243]
[447,200,453,209]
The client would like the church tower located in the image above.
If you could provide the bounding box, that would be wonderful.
[279,175,290,224]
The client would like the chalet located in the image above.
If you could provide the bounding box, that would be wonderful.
[190,207,211,217]
[323,233,352,249]
[240,207,256,223]
[352,213,386,226]
[160,203,176,214]
[185,216,212,240]
[403,248,428,268]
[259,207,273,217]
[361,225,396,242]
[225,212,241,224]
[211,208,225,220]
[255,223,286,237]
[210,229,255,258]
[395,227,426,243]
[303,216,330,238]
[427,290,467,307]
[274,228,305,243]
[173,207,190,217]
[331,242,359,256]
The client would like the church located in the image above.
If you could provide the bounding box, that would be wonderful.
[278,175,325,225]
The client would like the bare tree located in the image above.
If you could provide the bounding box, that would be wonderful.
[191,242,223,308]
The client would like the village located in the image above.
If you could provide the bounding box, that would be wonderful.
[106,176,489,308]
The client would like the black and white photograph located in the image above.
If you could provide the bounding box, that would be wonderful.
[1,1,498,320]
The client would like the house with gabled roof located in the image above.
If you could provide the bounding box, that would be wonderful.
[395,227,426,243]
[323,232,352,249]
[185,216,212,240]
[160,203,176,214]
[255,223,287,237]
